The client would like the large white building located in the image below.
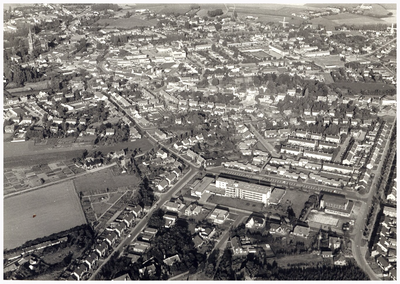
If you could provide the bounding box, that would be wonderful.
[215,177,272,205]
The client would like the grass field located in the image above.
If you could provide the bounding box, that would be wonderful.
[274,253,324,268]
[3,180,86,250]
[74,169,117,195]
[327,13,388,26]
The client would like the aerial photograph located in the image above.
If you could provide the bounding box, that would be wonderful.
[2,2,397,281]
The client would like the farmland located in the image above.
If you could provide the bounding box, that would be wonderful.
[95,16,157,29]
[325,13,389,26]
[3,180,86,250]
[3,160,82,196]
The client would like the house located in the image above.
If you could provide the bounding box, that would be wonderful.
[113,273,131,281]
[389,267,396,280]
[185,204,202,216]
[4,124,15,133]
[156,149,168,159]
[154,129,167,140]
[105,128,115,136]
[163,213,177,228]
[130,205,143,218]
[20,115,33,125]
[71,266,87,281]
[112,222,127,237]
[321,250,333,258]
[377,255,392,272]
[66,118,76,125]
[164,201,180,213]
[325,135,341,144]
[193,235,204,248]
[209,208,229,224]
[329,237,341,250]
[82,253,98,270]
[333,255,347,266]
[157,180,169,191]
[163,254,181,266]
[292,225,310,238]
[94,241,108,258]
[245,215,265,229]
[139,264,156,276]
[165,173,176,185]
[123,213,135,227]
[104,231,118,247]
[143,227,158,235]
[383,206,396,217]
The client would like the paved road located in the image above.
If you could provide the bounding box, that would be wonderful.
[109,96,200,169]
[350,119,396,280]
[334,135,352,163]
[89,167,198,280]
[247,124,280,158]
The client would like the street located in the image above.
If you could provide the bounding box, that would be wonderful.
[89,167,198,280]
[247,123,280,158]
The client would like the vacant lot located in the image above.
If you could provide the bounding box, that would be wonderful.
[280,189,311,218]
[207,195,265,213]
[3,181,86,250]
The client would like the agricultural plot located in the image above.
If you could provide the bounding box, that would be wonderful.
[324,13,388,26]
[3,180,86,250]
[95,16,157,29]
[3,161,80,195]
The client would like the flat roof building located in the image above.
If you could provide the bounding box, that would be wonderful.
[215,177,272,205]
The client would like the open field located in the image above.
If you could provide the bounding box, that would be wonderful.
[95,16,157,28]
[280,189,311,218]
[4,138,152,169]
[207,195,265,213]
[3,180,86,250]
[273,253,324,268]
[331,82,395,94]
[74,169,117,195]
[113,173,140,187]
[326,13,390,26]
[92,202,112,218]
[145,4,194,14]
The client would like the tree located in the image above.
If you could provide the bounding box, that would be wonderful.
[211,78,219,86]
